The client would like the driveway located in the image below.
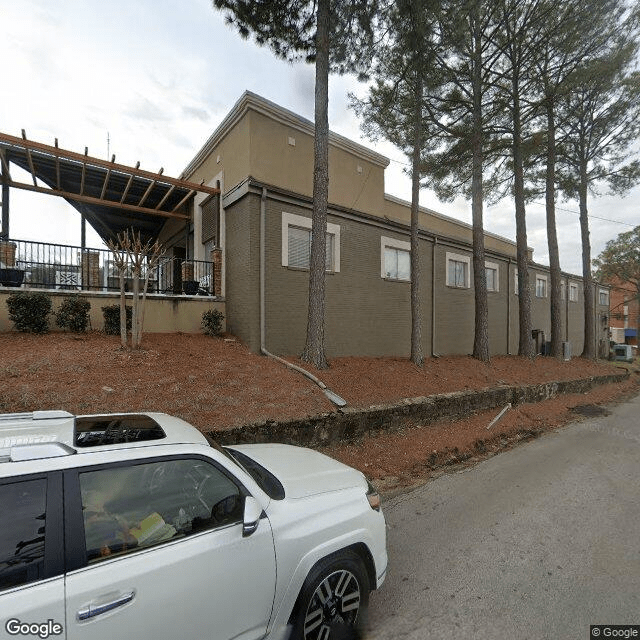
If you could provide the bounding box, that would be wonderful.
[365,393,640,639]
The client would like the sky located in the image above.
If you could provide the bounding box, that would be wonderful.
[1,0,638,275]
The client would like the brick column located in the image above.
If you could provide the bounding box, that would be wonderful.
[80,250,100,290]
[211,248,222,296]
[0,241,16,267]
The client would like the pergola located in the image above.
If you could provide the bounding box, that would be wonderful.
[0,130,219,246]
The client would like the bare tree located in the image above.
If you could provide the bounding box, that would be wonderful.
[107,230,165,349]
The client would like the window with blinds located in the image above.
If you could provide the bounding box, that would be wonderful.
[287,226,334,270]
[201,193,220,245]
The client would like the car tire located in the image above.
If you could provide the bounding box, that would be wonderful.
[291,550,370,640]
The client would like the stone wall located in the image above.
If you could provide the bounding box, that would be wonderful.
[209,372,629,447]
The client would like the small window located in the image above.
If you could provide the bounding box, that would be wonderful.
[384,247,410,280]
[0,479,47,591]
[282,212,340,272]
[535,275,547,298]
[446,252,470,288]
[599,289,609,306]
[79,458,242,564]
[569,282,579,302]
[287,226,334,271]
[514,268,519,295]
[485,262,499,292]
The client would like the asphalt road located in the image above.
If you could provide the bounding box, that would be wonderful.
[364,393,640,640]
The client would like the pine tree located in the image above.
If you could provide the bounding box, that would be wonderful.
[213,0,380,368]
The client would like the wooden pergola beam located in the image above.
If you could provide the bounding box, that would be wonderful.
[0,131,220,196]
[80,147,88,195]
[6,178,190,220]
[100,154,116,200]
[155,184,176,210]
[0,149,11,179]
[172,188,196,213]
[54,138,60,190]
[21,130,38,187]
[120,161,140,204]
[138,167,163,208]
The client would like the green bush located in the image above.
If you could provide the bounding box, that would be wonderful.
[6,292,52,333]
[202,308,224,336]
[55,297,91,333]
[101,304,132,335]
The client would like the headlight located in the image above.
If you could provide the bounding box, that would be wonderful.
[366,479,381,511]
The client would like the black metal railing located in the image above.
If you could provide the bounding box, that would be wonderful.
[0,238,215,296]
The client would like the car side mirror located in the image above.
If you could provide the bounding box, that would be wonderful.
[242,496,263,537]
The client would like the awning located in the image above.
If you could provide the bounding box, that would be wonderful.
[624,328,636,338]
[0,131,220,244]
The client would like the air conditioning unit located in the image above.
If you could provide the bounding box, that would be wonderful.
[562,341,571,361]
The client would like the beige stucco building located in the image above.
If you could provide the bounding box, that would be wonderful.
[157,91,609,358]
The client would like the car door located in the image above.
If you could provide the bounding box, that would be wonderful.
[0,472,65,638]
[63,456,276,640]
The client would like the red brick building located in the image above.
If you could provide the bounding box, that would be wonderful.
[605,276,639,346]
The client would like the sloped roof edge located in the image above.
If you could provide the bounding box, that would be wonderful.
[182,90,390,179]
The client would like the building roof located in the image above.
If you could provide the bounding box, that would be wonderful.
[182,91,391,180]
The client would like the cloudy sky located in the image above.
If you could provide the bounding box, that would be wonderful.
[1,0,637,274]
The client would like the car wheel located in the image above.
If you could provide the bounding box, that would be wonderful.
[291,551,370,640]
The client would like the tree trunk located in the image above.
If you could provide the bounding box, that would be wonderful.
[512,88,534,358]
[301,0,330,370]
[119,271,127,348]
[545,97,562,358]
[579,164,595,359]
[471,10,489,363]
[132,266,140,349]
[410,72,424,367]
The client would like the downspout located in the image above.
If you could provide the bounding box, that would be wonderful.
[431,236,438,356]
[507,259,512,355]
[259,187,346,407]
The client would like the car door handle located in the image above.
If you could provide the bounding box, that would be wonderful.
[77,591,135,620]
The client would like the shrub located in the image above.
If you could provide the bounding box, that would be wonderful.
[6,292,52,333]
[202,309,224,336]
[55,297,91,333]
[102,304,132,335]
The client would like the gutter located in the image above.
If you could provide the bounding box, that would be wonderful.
[258,187,347,407]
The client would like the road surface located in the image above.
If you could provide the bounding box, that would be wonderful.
[365,393,640,640]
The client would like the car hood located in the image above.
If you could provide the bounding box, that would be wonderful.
[228,443,366,499]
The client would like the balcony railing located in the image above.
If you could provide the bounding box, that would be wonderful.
[0,239,216,296]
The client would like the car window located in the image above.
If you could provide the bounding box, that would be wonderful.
[0,478,47,591]
[79,458,243,564]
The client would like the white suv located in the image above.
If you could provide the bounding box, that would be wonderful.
[0,411,386,640]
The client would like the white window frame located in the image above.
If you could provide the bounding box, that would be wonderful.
[485,261,499,292]
[446,252,471,289]
[599,288,609,306]
[381,236,411,281]
[535,274,548,298]
[569,281,579,302]
[513,267,519,295]
[281,212,341,272]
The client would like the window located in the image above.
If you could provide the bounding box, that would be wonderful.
[535,275,547,298]
[514,268,519,295]
[0,479,47,591]
[282,212,340,272]
[569,282,578,302]
[561,280,566,300]
[599,289,609,306]
[381,236,410,281]
[624,304,629,328]
[485,261,499,292]
[201,192,220,245]
[446,252,470,288]
[79,458,242,564]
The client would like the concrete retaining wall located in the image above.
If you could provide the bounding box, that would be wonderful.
[209,372,629,447]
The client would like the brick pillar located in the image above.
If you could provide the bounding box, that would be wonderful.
[211,248,222,296]
[80,250,100,290]
[0,241,16,267]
